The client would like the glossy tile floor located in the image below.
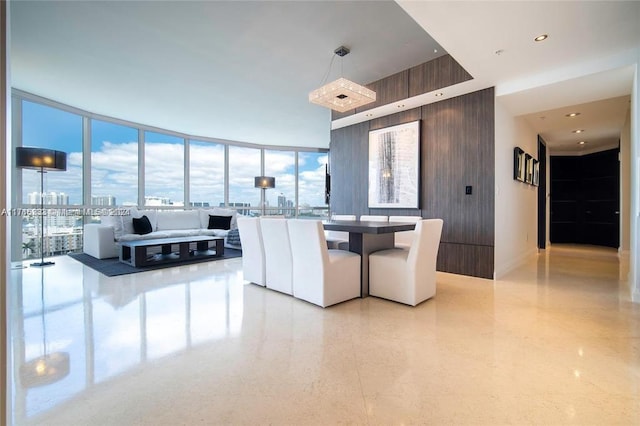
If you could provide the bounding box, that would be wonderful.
[7,244,639,425]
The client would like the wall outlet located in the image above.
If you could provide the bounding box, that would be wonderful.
[465,186,472,195]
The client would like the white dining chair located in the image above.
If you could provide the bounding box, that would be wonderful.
[236,217,266,286]
[360,215,388,222]
[260,218,293,295]
[326,214,356,250]
[369,219,443,306]
[288,220,361,308]
[389,215,422,248]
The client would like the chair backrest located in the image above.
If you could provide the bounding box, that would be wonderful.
[389,216,422,247]
[389,216,422,223]
[360,215,388,222]
[287,220,329,279]
[407,219,443,295]
[331,214,356,221]
[236,217,265,286]
[260,218,293,294]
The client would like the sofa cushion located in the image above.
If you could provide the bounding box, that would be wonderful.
[122,207,158,234]
[162,229,202,238]
[208,214,232,230]
[117,231,170,242]
[133,215,153,235]
[100,214,125,239]
[199,208,238,229]
[157,210,200,231]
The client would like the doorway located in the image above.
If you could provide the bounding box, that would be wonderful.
[550,148,620,248]
[537,136,547,249]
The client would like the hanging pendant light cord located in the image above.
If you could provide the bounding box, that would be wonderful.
[318,53,338,86]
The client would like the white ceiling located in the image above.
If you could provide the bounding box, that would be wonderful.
[522,95,631,154]
[10,1,640,153]
[398,0,639,154]
[10,0,444,149]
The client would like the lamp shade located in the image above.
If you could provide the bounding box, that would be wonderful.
[254,176,275,189]
[16,147,67,171]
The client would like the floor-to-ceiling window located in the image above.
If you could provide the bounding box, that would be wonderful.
[144,131,185,206]
[189,140,224,208]
[228,145,261,213]
[297,151,328,217]
[264,149,296,217]
[91,119,138,206]
[20,100,84,259]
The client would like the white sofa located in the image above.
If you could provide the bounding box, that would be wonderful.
[83,207,241,259]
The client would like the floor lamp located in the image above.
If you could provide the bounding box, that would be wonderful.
[254,176,275,216]
[16,147,67,267]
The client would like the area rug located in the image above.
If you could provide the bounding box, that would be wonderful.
[69,248,242,277]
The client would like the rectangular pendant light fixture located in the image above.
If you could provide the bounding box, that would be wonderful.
[308,46,376,113]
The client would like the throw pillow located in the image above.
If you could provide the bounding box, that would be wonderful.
[132,215,153,235]
[208,215,232,230]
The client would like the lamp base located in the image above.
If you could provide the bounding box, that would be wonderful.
[30,261,55,267]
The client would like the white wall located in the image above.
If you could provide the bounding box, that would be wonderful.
[494,97,539,279]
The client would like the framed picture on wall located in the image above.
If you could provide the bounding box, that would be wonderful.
[514,147,525,182]
[532,159,540,186]
[525,154,533,184]
[368,120,420,208]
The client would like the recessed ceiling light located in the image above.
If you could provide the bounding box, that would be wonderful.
[578,141,587,145]
[534,34,548,42]
[565,112,581,118]
[572,129,585,134]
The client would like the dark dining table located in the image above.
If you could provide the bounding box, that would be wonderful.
[322,220,416,297]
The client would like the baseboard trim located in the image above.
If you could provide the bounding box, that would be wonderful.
[494,247,538,280]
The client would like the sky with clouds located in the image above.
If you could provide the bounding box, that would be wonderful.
[21,101,328,209]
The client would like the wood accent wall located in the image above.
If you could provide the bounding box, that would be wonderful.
[331,54,472,121]
[330,87,495,279]
[409,54,473,97]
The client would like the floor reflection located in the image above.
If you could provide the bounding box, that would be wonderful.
[7,244,640,425]
[10,256,245,423]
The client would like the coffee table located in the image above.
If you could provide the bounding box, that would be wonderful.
[119,236,224,267]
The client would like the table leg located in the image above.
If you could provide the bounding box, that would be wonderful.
[179,242,189,260]
[134,246,147,267]
[348,233,394,297]
[215,238,224,256]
